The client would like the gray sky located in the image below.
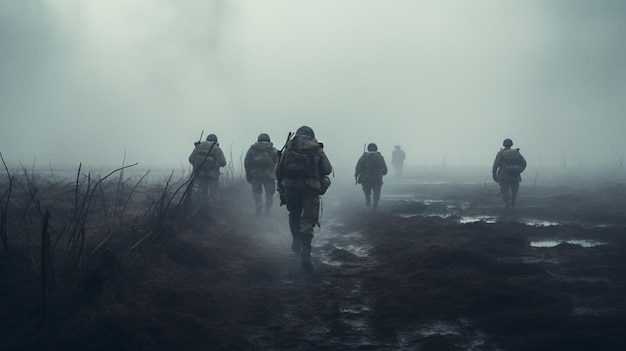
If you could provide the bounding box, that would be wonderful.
[1,0,625,173]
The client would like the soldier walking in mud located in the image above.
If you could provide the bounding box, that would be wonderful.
[355,143,388,210]
[391,145,406,178]
[188,133,227,203]
[276,126,333,271]
[492,138,527,208]
[244,133,279,216]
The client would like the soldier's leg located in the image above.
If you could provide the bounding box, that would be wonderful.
[264,179,276,213]
[251,179,263,215]
[510,181,520,207]
[300,229,314,271]
[372,182,382,209]
[300,189,320,271]
[499,181,511,208]
[362,182,372,206]
[286,188,303,253]
[208,177,220,200]
[196,177,209,203]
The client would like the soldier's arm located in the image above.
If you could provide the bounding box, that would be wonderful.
[217,149,227,167]
[492,152,502,179]
[381,156,388,176]
[319,150,333,176]
[189,148,198,165]
[243,148,253,172]
[354,155,364,177]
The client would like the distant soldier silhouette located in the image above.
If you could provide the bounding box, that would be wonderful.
[355,143,388,210]
[275,126,333,271]
[244,133,279,216]
[188,133,227,202]
[492,138,527,208]
[391,145,406,178]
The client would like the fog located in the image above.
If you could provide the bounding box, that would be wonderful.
[1,0,625,174]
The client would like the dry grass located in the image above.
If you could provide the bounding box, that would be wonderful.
[0,161,263,350]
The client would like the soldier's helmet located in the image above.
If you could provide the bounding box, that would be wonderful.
[257,133,271,142]
[206,134,218,142]
[503,138,513,147]
[296,126,315,138]
[394,145,401,149]
[367,143,378,151]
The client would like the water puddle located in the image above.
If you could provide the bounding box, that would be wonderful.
[459,216,497,224]
[385,197,469,211]
[396,213,419,218]
[316,226,373,267]
[395,212,568,228]
[530,239,606,248]
[521,219,560,227]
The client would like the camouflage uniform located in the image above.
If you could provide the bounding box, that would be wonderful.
[355,143,388,209]
[244,134,279,215]
[276,126,332,270]
[492,139,527,208]
[188,134,227,202]
[391,145,406,178]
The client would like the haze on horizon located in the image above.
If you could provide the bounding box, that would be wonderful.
[1,0,625,176]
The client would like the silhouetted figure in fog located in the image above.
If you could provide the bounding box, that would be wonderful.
[188,133,227,202]
[391,145,406,178]
[244,133,279,216]
[492,138,527,208]
[276,126,333,271]
[355,143,388,210]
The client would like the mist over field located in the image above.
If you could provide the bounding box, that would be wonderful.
[3,3,626,349]
[1,0,625,177]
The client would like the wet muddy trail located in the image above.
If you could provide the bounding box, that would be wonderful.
[200,179,626,350]
[2,177,626,350]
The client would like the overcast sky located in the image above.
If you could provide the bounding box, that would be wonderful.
[1,0,625,174]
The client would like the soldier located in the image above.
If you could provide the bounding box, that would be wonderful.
[355,143,388,210]
[276,126,333,271]
[244,133,279,216]
[188,133,227,202]
[391,145,406,178]
[492,138,527,208]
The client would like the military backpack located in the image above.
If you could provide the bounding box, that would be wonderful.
[251,149,274,168]
[282,147,319,179]
[363,151,384,175]
[501,148,524,175]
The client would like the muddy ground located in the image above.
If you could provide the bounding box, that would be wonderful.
[1,172,626,350]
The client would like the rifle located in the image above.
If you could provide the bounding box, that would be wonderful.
[194,130,204,146]
[277,132,293,158]
[277,132,293,206]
